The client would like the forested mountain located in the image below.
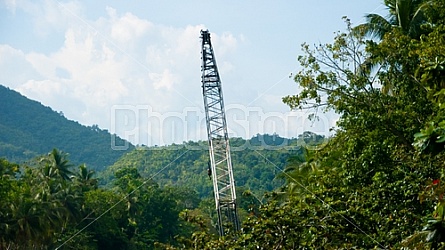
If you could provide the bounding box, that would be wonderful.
[177,1,445,248]
[0,85,132,170]
[5,0,445,248]
[100,133,323,198]
[0,133,323,249]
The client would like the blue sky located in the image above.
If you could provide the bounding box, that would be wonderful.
[0,0,386,145]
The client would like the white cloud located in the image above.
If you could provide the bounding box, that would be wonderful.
[108,7,154,44]
[150,69,176,90]
[0,3,244,144]
[0,45,42,87]
[213,32,238,56]
[19,79,63,96]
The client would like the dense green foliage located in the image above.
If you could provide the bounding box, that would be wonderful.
[100,134,317,199]
[0,133,318,249]
[0,150,198,249]
[4,1,445,249]
[164,1,445,249]
[0,85,132,170]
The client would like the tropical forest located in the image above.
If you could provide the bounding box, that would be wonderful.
[2,0,445,249]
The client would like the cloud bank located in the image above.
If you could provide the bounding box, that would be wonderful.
[1,1,335,145]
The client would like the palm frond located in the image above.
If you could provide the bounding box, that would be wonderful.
[396,0,413,31]
[410,0,434,37]
[356,13,392,40]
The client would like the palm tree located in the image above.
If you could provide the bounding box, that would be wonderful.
[353,0,433,95]
[354,0,431,40]
[74,164,97,191]
[274,147,320,201]
[40,149,74,181]
[8,185,54,248]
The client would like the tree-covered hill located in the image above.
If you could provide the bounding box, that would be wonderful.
[5,0,445,248]
[100,133,323,198]
[0,133,324,249]
[175,1,445,248]
[0,84,133,170]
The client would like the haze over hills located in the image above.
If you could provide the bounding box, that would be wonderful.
[0,84,133,171]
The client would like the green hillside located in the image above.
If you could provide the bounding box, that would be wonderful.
[0,85,133,170]
[100,133,323,198]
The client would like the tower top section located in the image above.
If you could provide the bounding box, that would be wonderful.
[201,29,212,46]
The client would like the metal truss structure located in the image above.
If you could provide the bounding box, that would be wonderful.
[200,29,240,236]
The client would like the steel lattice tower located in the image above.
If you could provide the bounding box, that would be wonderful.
[200,29,240,236]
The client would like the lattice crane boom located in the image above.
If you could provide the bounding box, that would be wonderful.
[200,29,240,236]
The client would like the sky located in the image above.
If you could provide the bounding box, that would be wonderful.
[0,0,387,146]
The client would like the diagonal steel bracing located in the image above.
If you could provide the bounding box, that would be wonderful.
[200,29,240,236]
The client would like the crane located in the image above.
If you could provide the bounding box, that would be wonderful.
[200,29,240,236]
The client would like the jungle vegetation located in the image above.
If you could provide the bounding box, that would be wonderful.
[3,0,445,248]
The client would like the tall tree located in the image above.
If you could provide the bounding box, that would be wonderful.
[42,148,74,181]
[354,0,431,40]
[74,163,98,192]
[275,147,320,200]
[280,13,438,248]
